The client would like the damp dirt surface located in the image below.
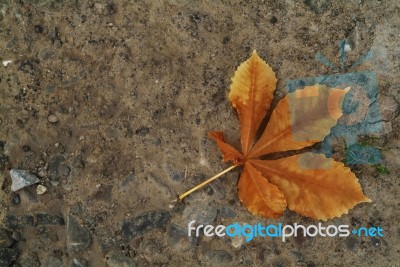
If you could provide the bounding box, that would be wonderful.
[0,1,399,266]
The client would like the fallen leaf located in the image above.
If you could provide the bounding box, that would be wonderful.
[179,50,371,221]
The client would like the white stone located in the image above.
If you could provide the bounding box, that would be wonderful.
[230,235,245,249]
[48,114,59,123]
[344,44,352,52]
[36,184,48,195]
[9,169,40,191]
[2,60,12,67]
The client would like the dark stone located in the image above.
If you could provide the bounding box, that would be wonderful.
[11,193,20,205]
[121,210,171,239]
[48,155,65,180]
[189,13,201,23]
[34,25,43,33]
[11,231,21,241]
[0,229,14,248]
[0,154,9,172]
[22,145,31,152]
[270,16,278,24]
[306,261,316,267]
[18,60,35,74]
[70,258,88,267]
[58,164,71,177]
[204,185,213,195]
[183,204,217,225]
[218,206,235,218]
[171,172,184,183]
[135,126,150,135]
[222,36,230,44]
[291,251,304,262]
[368,215,383,228]
[105,252,137,267]
[0,141,4,151]
[93,185,113,201]
[304,0,331,14]
[0,248,17,266]
[371,237,381,247]
[167,224,197,252]
[104,3,117,16]
[16,119,25,128]
[201,250,233,264]
[54,39,62,48]
[346,236,360,250]
[66,215,91,252]
[164,165,184,183]
[96,229,119,252]
[36,213,65,225]
[293,228,315,247]
[43,256,62,267]
[120,172,135,191]
[351,217,361,227]
[4,214,34,229]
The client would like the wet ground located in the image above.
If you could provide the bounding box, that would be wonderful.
[0,1,399,266]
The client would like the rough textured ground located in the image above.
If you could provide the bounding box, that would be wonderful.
[0,1,399,266]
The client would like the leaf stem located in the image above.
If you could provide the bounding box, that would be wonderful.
[178,165,237,201]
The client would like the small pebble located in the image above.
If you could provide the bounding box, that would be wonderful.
[2,60,12,67]
[371,237,381,247]
[11,193,20,205]
[34,24,43,33]
[71,258,89,267]
[12,231,21,241]
[37,170,46,178]
[231,235,244,249]
[48,114,59,123]
[36,184,48,195]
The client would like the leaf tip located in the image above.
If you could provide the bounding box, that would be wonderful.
[364,196,372,203]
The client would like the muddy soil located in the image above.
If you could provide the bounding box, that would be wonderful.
[0,1,399,266]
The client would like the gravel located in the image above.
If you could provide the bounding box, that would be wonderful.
[105,252,137,267]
